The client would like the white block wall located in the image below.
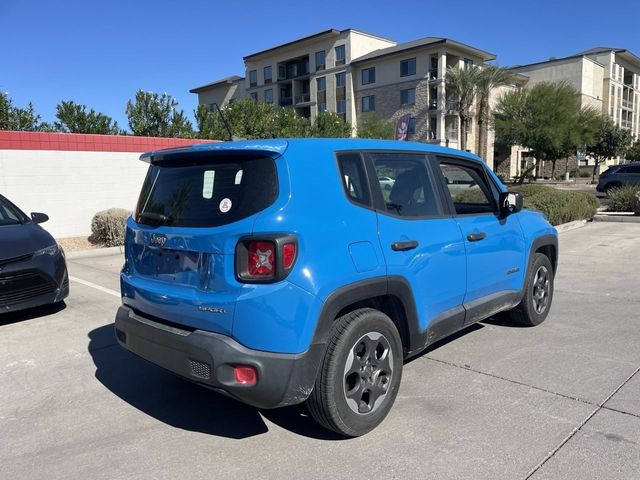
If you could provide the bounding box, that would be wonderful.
[0,149,150,238]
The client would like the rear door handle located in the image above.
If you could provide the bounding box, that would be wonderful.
[467,232,487,242]
[391,240,419,251]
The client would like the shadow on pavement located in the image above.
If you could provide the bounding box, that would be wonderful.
[0,301,66,327]
[87,324,344,441]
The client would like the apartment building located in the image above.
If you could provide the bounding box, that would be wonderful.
[512,47,640,167]
[190,29,396,125]
[190,28,499,160]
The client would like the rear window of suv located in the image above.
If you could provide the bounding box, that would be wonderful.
[136,155,278,228]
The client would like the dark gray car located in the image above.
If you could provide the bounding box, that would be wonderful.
[0,194,69,314]
[596,162,640,194]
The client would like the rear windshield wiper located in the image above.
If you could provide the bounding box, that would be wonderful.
[137,212,168,225]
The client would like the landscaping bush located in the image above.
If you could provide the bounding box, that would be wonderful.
[510,184,599,226]
[607,185,640,214]
[91,208,131,246]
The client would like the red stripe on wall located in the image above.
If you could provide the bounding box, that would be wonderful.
[0,131,218,152]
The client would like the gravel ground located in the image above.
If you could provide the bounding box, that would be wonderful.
[57,236,102,252]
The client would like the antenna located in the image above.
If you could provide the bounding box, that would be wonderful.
[211,102,243,142]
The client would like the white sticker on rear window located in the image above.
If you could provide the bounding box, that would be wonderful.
[219,198,232,213]
[203,170,215,199]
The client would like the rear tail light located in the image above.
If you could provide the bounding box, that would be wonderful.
[247,241,275,277]
[236,235,298,283]
[234,365,258,385]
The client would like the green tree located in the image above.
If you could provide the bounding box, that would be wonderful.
[494,82,597,181]
[627,140,640,162]
[196,100,311,140]
[55,100,122,134]
[357,113,394,139]
[474,65,515,161]
[445,65,480,151]
[308,111,352,138]
[126,90,193,137]
[586,115,633,180]
[0,92,42,131]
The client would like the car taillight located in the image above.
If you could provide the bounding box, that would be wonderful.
[282,242,297,269]
[247,241,275,277]
[236,235,298,283]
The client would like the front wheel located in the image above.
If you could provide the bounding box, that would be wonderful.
[307,308,403,437]
[504,253,554,327]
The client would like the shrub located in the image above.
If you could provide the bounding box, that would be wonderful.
[91,208,131,246]
[607,185,640,214]
[510,184,599,225]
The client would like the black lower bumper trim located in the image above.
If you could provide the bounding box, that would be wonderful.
[114,306,325,409]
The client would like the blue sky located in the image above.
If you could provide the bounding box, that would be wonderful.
[1,0,638,129]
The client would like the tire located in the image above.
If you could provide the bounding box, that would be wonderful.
[504,253,554,327]
[307,308,403,437]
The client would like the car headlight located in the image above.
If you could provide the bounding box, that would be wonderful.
[34,243,60,257]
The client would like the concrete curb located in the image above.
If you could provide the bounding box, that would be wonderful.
[593,214,640,223]
[65,246,124,260]
[555,219,588,234]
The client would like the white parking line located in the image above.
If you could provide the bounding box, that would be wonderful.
[69,276,121,298]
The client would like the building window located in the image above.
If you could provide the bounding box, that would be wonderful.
[464,58,474,69]
[264,66,272,84]
[315,50,326,71]
[408,117,416,134]
[336,72,346,87]
[317,76,326,92]
[361,67,376,85]
[265,89,273,103]
[400,58,416,77]
[249,70,257,87]
[250,92,258,101]
[337,99,346,114]
[318,103,327,113]
[335,45,346,66]
[362,96,375,112]
[401,88,416,105]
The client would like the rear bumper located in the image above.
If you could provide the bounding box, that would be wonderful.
[114,305,325,409]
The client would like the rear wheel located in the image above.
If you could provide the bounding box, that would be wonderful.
[307,308,403,437]
[503,253,554,327]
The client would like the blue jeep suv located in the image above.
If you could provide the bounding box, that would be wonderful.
[115,139,558,436]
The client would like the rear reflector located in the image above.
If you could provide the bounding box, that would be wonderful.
[234,365,258,385]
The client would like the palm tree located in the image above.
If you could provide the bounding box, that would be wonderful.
[475,66,516,161]
[445,66,480,151]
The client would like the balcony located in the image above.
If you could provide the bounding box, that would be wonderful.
[428,69,439,81]
[279,97,293,107]
[295,93,311,104]
[445,100,459,114]
[428,100,438,110]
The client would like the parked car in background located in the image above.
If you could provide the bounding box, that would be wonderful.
[378,176,395,191]
[597,162,640,194]
[0,195,69,314]
[115,139,557,436]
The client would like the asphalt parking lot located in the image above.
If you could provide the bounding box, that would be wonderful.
[2,222,639,480]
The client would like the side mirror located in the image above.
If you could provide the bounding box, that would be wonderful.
[499,192,523,217]
[31,212,49,224]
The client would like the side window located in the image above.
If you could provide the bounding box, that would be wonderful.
[337,153,371,207]
[438,161,496,215]
[626,165,640,174]
[369,153,440,217]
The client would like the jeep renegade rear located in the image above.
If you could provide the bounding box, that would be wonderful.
[115,139,558,437]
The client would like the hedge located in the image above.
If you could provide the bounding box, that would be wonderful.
[510,184,599,226]
[91,208,131,247]
[607,185,640,214]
